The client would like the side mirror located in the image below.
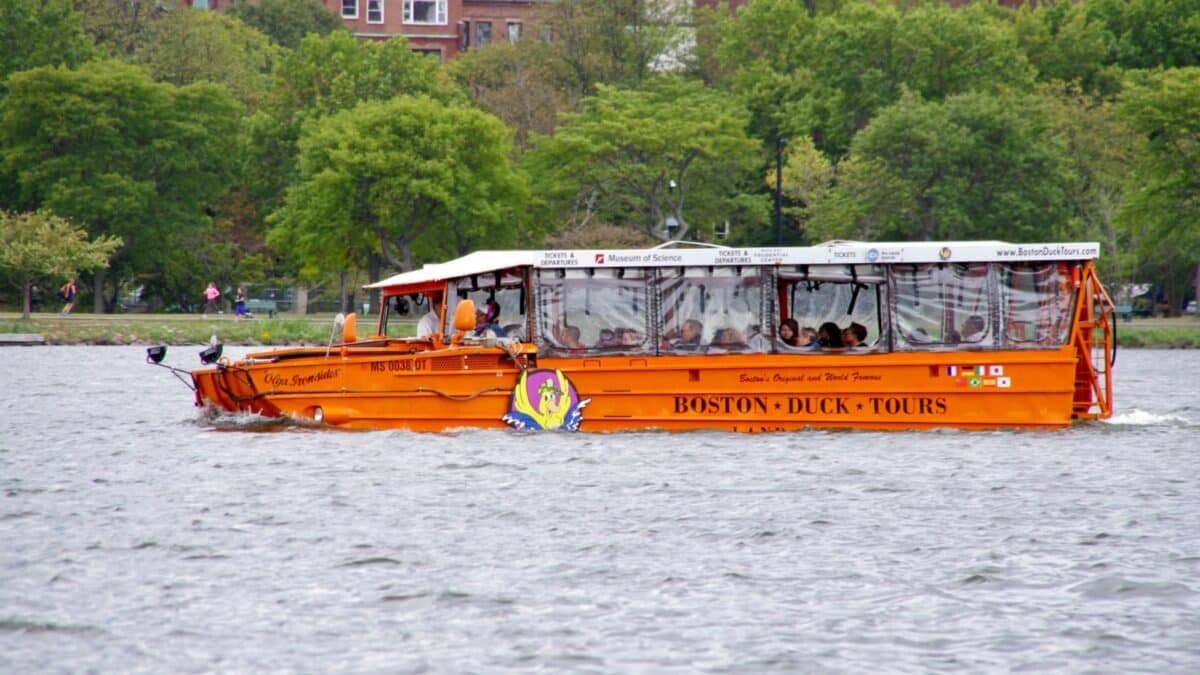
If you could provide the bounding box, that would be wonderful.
[453,299,476,332]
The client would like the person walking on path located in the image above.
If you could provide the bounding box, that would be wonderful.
[60,279,77,315]
[234,286,247,319]
[203,282,220,316]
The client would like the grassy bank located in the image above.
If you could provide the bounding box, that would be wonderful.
[1,313,1196,347]
[0,313,416,345]
[1114,323,1200,348]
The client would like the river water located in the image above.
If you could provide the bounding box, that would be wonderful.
[1,346,1197,672]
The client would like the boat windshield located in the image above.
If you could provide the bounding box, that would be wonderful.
[446,269,527,340]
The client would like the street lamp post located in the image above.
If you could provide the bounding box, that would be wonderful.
[775,137,787,246]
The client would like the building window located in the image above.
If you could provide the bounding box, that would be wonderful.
[475,21,492,48]
[367,0,383,23]
[403,0,446,25]
[460,21,470,51]
[193,0,210,8]
[507,22,521,43]
[342,0,357,19]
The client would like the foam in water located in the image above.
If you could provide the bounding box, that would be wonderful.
[1103,409,1191,426]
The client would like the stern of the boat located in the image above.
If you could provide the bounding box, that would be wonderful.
[1070,263,1116,420]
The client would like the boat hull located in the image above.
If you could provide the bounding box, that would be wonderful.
[191,346,1080,432]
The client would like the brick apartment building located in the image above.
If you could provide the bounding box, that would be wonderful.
[327,0,546,60]
[184,1,755,62]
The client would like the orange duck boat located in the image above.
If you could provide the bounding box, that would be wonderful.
[154,240,1116,432]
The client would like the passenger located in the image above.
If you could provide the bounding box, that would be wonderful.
[961,314,986,342]
[559,324,585,350]
[416,292,442,338]
[675,319,704,349]
[778,319,800,347]
[618,328,642,348]
[474,304,505,337]
[817,322,844,349]
[595,328,617,348]
[798,326,818,348]
[710,327,747,352]
[842,322,868,349]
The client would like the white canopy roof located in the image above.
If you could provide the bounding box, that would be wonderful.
[367,241,1100,290]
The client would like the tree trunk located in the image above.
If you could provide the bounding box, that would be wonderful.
[291,285,308,316]
[367,251,381,316]
[338,272,349,314]
[22,281,32,319]
[93,268,106,313]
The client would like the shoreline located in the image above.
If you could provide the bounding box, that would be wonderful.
[2,312,1198,348]
[0,311,415,346]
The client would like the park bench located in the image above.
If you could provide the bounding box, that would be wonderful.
[244,298,278,318]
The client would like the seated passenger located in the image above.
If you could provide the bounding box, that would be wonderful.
[817,322,844,350]
[798,326,818,347]
[670,319,704,350]
[709,327,747,352]
[474,304,506,338]
[842,322,868,349]
[416,291,442,339]
[961,314,986,342]
[558,324,585,351]
[595,328,617,349]
[778,319,801,347]
[618,328,642,349]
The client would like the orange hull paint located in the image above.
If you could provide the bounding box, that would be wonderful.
[191,343,1080,432]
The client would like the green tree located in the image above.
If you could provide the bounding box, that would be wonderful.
[1043,83,1141,284]
[1117,67,1200,312]
[525,77,764,242]
[269,96,529,285]
[445,41,576,149]
[809,90,1076,243]
[0,0,93,84]
[226,0,346,49]
[76,0,164,59]
[533,0,687,95]
[0,59,241,311]
[719,1,1036,158]
[1010,2,1116,94]
[135,7,278,110]
[1088,0,1200,70]
[0,210,121,318]
[244,32,450,234]
[770,135,835,243]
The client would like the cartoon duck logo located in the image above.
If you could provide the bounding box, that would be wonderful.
[502,369,590,431]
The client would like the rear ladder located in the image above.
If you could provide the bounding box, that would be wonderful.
[1071,263,1115,419]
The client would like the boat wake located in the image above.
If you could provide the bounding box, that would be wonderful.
[193,408,321,432]
[1103,409,1194,427]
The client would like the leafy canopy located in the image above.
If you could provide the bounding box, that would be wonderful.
[269,96,530,278]
[227,0,347,49]
[809,90,1076,243]
[525,76,764,242]
[0,210,121,317]
[0,59,241,305]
